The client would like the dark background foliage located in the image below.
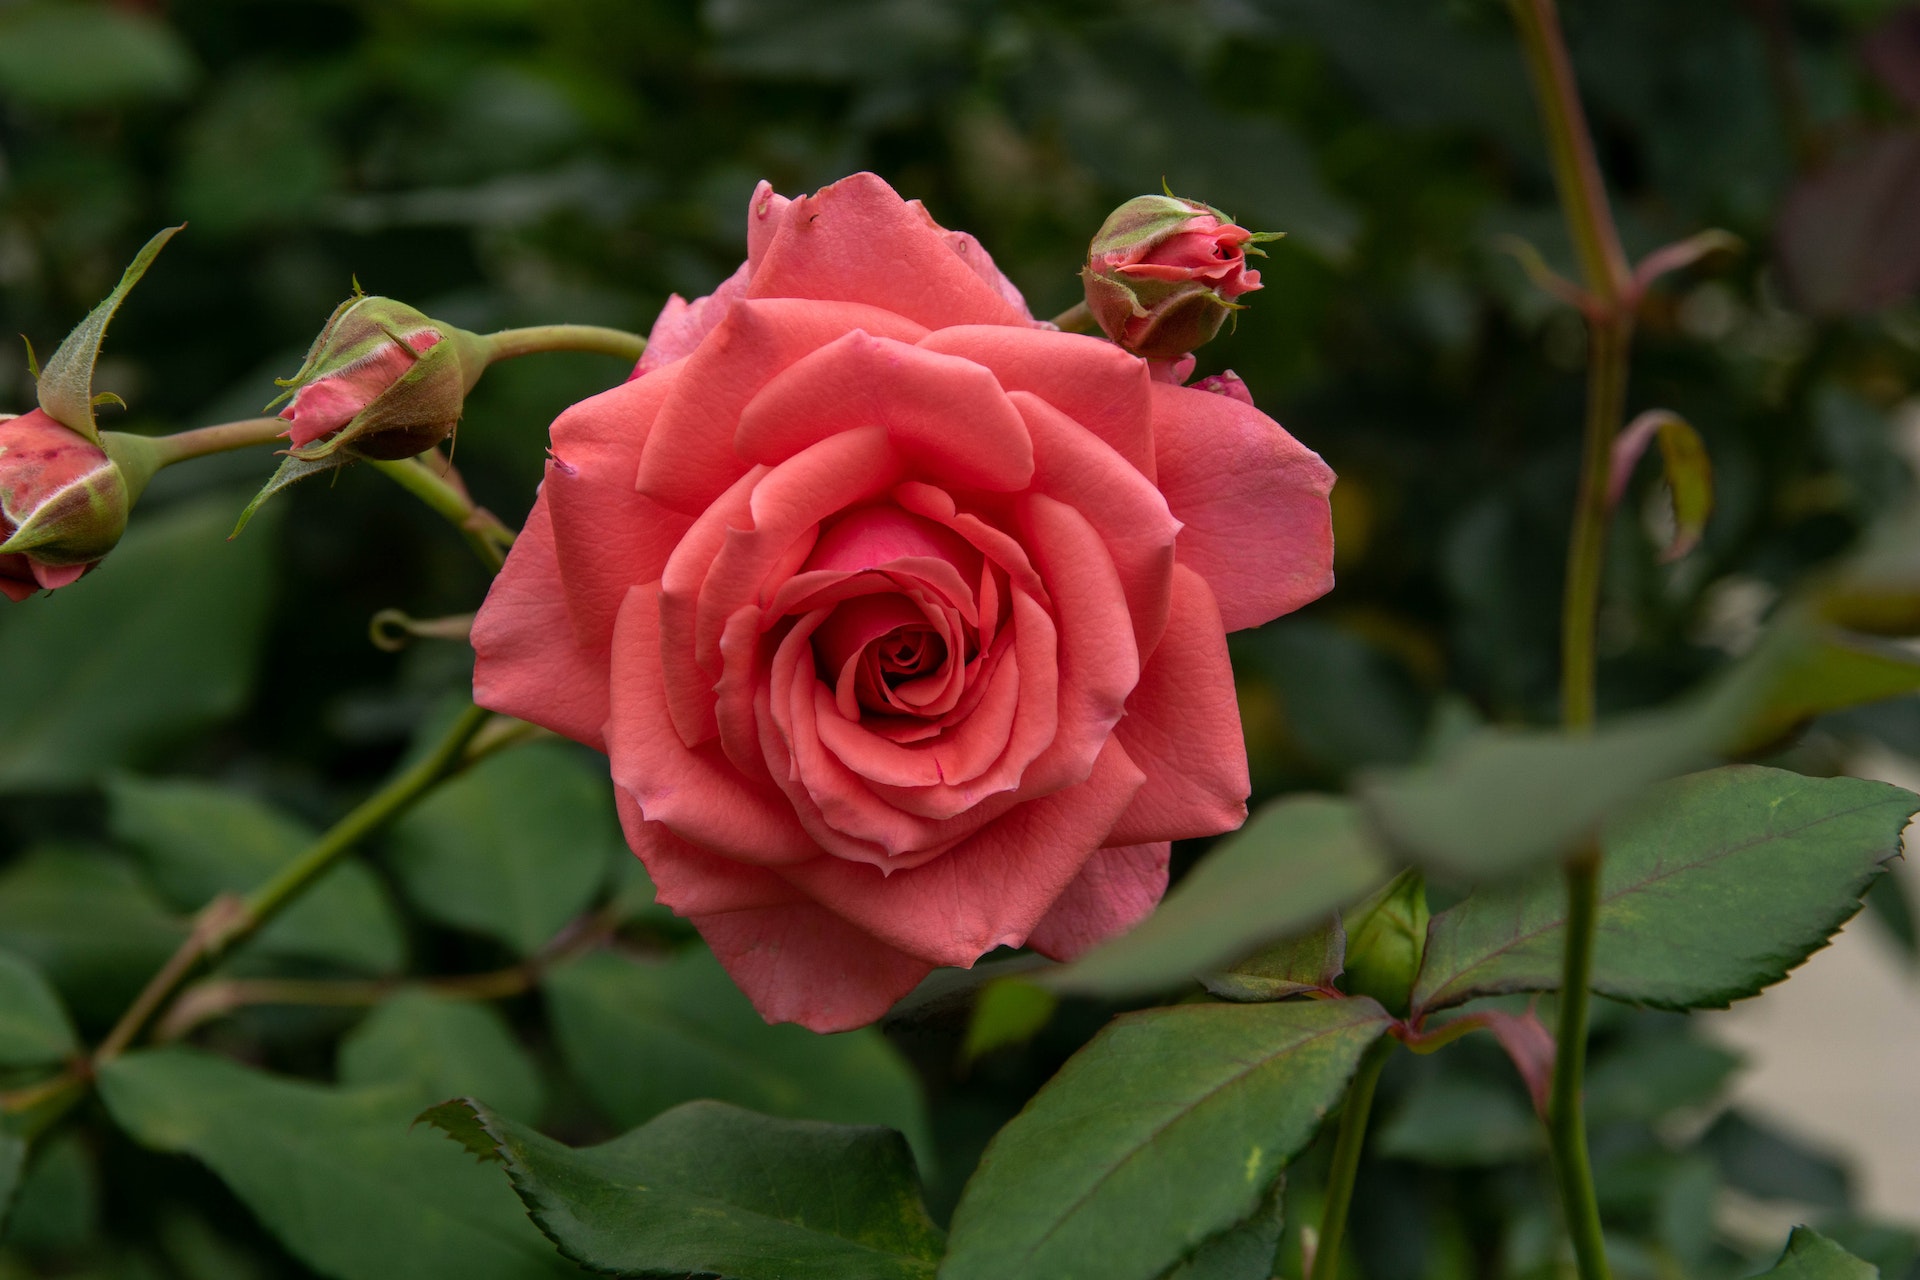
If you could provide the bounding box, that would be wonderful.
[2,1,1917,1277]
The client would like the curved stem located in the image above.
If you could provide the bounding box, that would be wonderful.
[147,416,287,467]
[91,703,494,1068]
[484,324,646,364]
[1308,1038,1394,1280]
[367,456,513,572]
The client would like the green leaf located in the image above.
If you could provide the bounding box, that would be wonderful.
[107,775,404,974]
[1412,766,1918,1013]
[0,949,79,1068]
[1584,1034,1742,1125]
[1356,658,1764,879]
[1756,1228,1880,1278]
[34,226,180,441]
[1613,409,1713,562]
[388,743,615,956]
[544,950,931,1164]
[1735,630,1920,751]
[339,993,545,1121]
[1155,1177,1286,1280]
[0,848,186,1025]
[96,1047,580,1279]
[1701,1110,1851,1209]
[941,998,1393,1280]
[0,1128,24,1237]
[1201,918,1344,1003]
[961,979,1058,1064]
[1048,796,1391,996]
[1375,1074,1540,1167]
[421,1097,943,1280]
[0,4,196,110]
[0,493,279,791]
[1,1130,95,1255]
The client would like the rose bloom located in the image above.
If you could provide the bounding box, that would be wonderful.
[473,174,1334,1031]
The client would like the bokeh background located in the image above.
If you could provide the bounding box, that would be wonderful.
[2,1,1917,1277]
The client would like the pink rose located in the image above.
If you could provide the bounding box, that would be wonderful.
[472,173,1335,1031]
[0,409,131,603]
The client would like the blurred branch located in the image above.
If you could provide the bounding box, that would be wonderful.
[90,703,496,1069]
[1743,0,1823,168]
[155,904,620,1043]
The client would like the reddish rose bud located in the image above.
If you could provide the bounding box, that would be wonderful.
[272,294,488,460]
[0,409,133,602]
[1080,193,1277,361]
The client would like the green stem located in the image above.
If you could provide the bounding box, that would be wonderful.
[484,324,647,364]
[1506,3,1630,1277]
[1048,301,1097,334]
[1551,851,1609,1278]
[91,703,494,1067]
[367,456,513,572]
[1506,0,1630,306]
[1308,1039,1393,1280]
[1559,316,1632,731]
[147,416,288,467]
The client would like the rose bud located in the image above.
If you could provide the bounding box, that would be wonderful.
[0,409,134,602]
[1080,193,1277,362]
[272,294,489,461]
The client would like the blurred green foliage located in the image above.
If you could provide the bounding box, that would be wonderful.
[3,0,1919,1276]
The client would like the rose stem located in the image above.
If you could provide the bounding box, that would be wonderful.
[1047,301,1097,333]
[367,454,515,572]
[145,417,289,465]
[86,702,496,1073]
[1307,1038,1394,1280]
[483,324,647,364]
[1506,1,1634,1276]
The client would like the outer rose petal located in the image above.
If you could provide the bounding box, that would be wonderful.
[472,493,613,750]
[1151,381,1335,631]
[748,173,1032,330]
[1105,564,1251,846]
[545,363,693,650]
[692,901,934,1033]
[917,326,1157,480]
[777,737,1146,967]
[631,263,750,377]
[1026,842,1172,962]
